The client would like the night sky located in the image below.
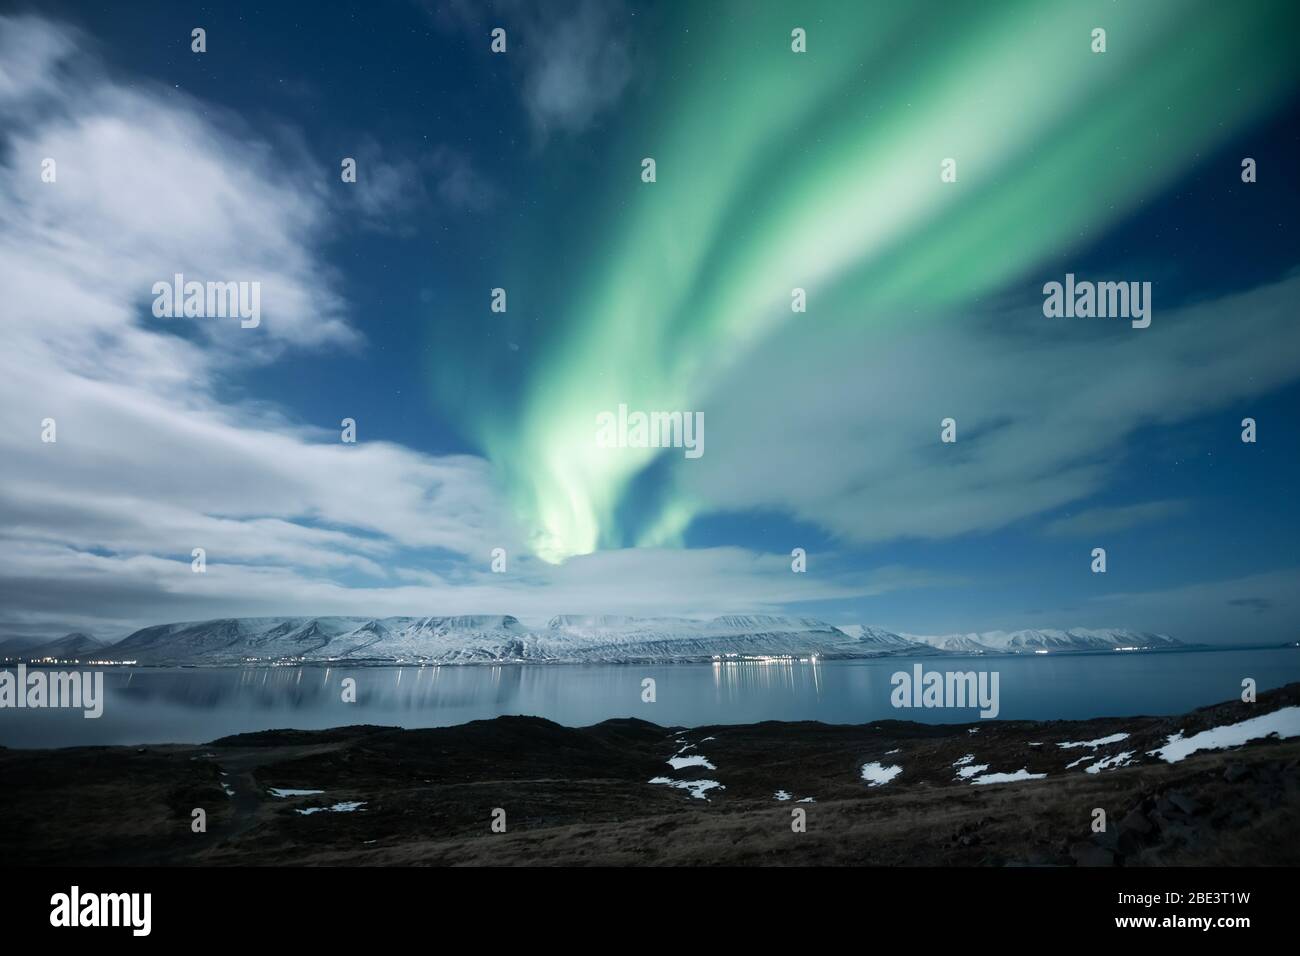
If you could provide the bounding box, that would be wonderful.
[1,0,1298,643]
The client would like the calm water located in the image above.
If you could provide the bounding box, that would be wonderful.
[2,647,1297,748]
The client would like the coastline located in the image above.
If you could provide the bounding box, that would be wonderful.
[10,641,1300,669]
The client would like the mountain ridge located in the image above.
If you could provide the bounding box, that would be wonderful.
[2,616,1187,665]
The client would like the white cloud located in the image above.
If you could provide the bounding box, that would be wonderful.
[674,273,1300,546]
[345,142,498,230]
[0,13,73,105]
[430,0,635,137]
[521,0,634,136]
[0,538,941,640]
[0,16,515,635]
[1043,500,1190,537]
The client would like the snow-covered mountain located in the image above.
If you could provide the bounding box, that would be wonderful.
[14,618,1185,665]
[113,616,535,665]
[532,614,891,662]
[5,632,107,660]
[901,628,1183,655]
[836,624,933,652]
[99,614,928,665]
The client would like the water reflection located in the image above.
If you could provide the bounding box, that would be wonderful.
[2,649,1297,748]
[711,657,824,705]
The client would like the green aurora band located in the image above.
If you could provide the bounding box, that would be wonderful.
[448,0,1300,563]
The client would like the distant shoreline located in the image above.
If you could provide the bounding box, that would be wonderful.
[7,641,1299,669]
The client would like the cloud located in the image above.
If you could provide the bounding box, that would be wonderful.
[1043,500,1190,538]
[671,273,1300,547]
[0,536,946,641]
[428,0,635,137]
[518,0,634,136]
[345,142,499,230]
[0,15,516,636]
[1,48,352,349]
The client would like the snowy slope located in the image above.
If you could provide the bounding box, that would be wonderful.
[113,616,535,664]
[836,624,933,652]
[902,628,1183,654]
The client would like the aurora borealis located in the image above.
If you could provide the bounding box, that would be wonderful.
[442,0,1300,562]
[2,0,1300,644]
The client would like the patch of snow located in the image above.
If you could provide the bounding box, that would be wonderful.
[955,763,991,780]
[220,783,234,797]
[297,801,366,815]
[1057,732,1130,750]
[1148,707,1300,764]
[969,768,1046,786]
[884,748,901,755]
[953,754,976,766]
[774,790,792,801]
[667,754,716,771]
[649,776,724,800]
[1085,751,1136,774]
[268,787,325,798]
[797,797,815,803]
[860,762,903,787]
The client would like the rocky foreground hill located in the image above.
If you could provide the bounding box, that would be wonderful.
[2,684,1296,866]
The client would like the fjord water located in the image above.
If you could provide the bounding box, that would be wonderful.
[3,647,1297,748]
